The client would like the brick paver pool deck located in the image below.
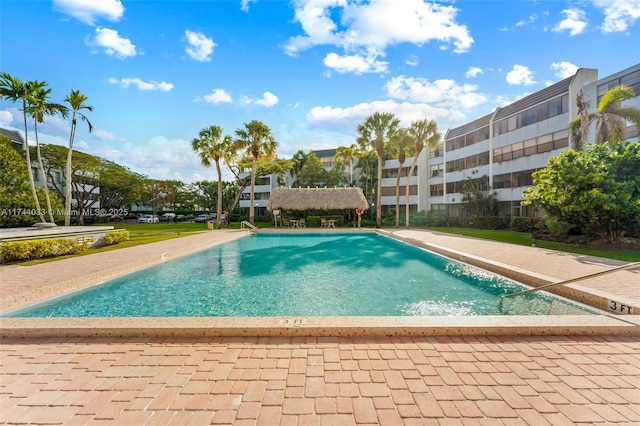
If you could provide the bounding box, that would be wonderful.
[1,229,639,424]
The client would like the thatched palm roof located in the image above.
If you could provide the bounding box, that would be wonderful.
[267,187,370,211]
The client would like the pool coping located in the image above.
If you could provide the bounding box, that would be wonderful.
[2,229,639,337]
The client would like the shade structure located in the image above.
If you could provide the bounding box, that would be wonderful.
[267,187,370,211]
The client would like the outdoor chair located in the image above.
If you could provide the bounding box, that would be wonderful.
[320,218,327,228]
[299,218,306,228]
[282,219,290,228]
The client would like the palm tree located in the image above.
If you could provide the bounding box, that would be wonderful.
[191,125,229,229]
[0,72,45,222]
[28,82,69,223]
[595,85,640,143]
[356,112,400,228]
[63,89,93,226]
[569,85,640,149]
[405,119,440,228]
[569,89,595,151]
[388,128,413,228]
[234,120,278,224]
[334,144,359,185]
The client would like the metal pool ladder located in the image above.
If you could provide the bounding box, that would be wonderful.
[240,221,258,233]
[502,261,640,299]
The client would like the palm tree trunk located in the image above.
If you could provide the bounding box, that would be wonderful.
[34,120,55,223]
[405,160,417,228]
[250,155,257,224]
[395,164,403,228]
[376,154,382,228]
[22,100,46,223]
[215,160,223,229]
[65,115,76,226]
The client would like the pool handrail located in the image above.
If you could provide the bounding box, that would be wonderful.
[502,261,640,299]
[240,221,258,232]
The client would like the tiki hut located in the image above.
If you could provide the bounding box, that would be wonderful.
[267,187,369,211]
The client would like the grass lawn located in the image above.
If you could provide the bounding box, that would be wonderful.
[426,227,640,262]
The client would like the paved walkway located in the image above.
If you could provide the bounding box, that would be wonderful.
[1,229,640,424]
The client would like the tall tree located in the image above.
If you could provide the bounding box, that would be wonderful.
[388,128,413,228]
[0,72,45,222]
[28,82,69,223]
[191,125,229,229]
[234,120,278,224]
[63,89,93,226]
[334,144,359,185]
[523,142,640,242]
[569,85,640,150]
[405,118,440,228]
[356,112,400,228]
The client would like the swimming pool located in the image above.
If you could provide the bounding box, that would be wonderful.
[3,233,596,317]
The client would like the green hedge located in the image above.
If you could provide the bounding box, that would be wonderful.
[103,230,129,245]
[511,217,543,233]
[0,238,89,263]
[465,216,506,230]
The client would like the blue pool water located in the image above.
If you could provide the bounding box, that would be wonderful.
[4,233,596,317]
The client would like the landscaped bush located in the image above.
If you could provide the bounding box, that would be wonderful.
[465,216,506,230]
[0,238,88,263]
[543,215,572,237]
[511,217,543,233]
[410,211,447,227]
[103,230,129,245]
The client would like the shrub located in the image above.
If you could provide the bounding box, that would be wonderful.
[465,216,505,230]
[543,216,572,237]
[511,217,543,233]
[0,238,88,263]
[412,211,447,227]
[103,230,129,245]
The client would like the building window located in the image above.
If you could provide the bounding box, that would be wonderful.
[429,164,444,177]
[429,184,444,196]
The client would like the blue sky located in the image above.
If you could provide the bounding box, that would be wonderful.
[1,0,639,183]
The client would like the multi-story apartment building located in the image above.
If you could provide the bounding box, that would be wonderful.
[241,63,639,220]
[407,63,639,220]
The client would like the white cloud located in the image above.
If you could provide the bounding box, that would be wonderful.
[249,92,279,107]
[323,51,388,74]
[240,0,257,12]
[307,100,464,135]
[550,61,578,79]
[200,89,232,104]
[92,129,118,141]
[593,0,640,32]
[53,0,124,25]
[0,110,14,125]
[553,8,587,36]
[506,65,536,86]
[385,76,487,109]
[108,77,173,91]
[90,27,136,58]
[285,0,473,74]
[405,55,419,67]
[465,66,483,78]
[99,136,208,182]
[184,30,216,62]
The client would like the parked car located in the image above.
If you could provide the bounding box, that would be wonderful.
[159,213,176,222]
[137,214,159,223]
[109,214,123,222]
[174,214,187,222]
[194,214,209,223]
